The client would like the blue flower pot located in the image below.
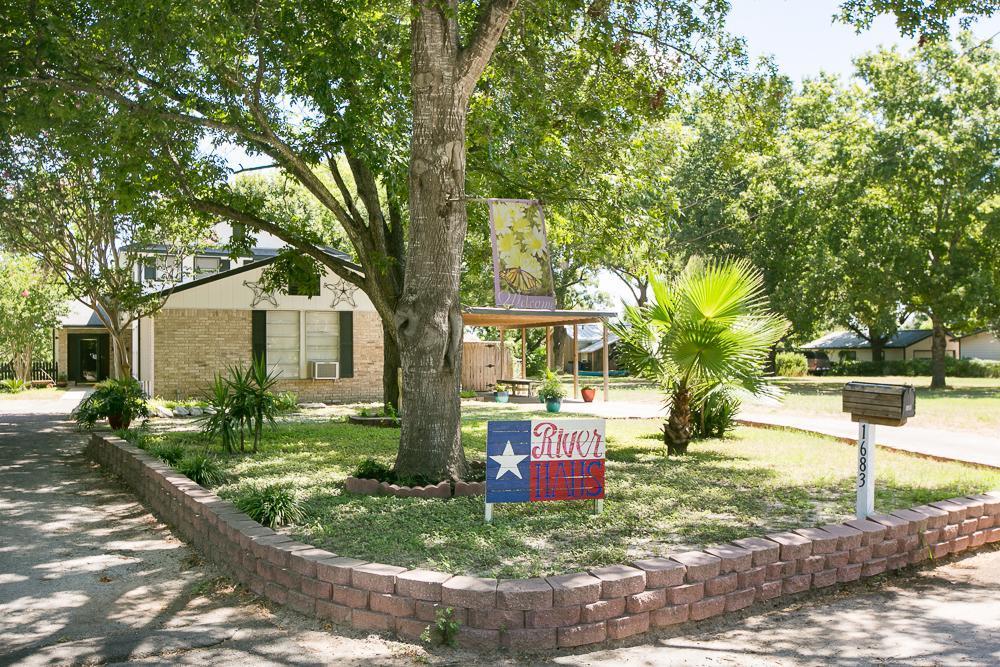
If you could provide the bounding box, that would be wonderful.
[495,391,509,403]
[545,399,562,413]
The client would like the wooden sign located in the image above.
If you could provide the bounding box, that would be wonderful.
[485,418,605,521]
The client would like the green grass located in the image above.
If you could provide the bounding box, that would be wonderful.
[147,414,1000,579]
[0,386,69,400]
[746,375,1000,435]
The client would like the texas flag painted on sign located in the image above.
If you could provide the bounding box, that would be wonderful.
[486,418,606,504]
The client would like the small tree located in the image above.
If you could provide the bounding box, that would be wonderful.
[0,254,67,381]
[613,259,788,455]
[1,151,204,379]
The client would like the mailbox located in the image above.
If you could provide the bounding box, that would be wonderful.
[842,382,916,427]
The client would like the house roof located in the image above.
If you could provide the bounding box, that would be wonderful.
[462,307,616,328]
[59,300,107,328]
[148,248,361,299]
[802,329,933,350]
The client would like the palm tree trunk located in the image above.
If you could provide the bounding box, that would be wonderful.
[664,385,693,456]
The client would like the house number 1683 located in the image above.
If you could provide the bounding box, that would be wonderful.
[856,421,875,518]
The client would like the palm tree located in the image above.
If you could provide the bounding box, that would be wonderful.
[613,258,788,455]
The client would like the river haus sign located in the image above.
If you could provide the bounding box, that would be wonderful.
[485,418,606,522]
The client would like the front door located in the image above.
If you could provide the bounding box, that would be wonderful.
[67,333,110,383]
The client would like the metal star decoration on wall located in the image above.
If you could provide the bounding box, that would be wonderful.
[244,280,278,308]
[325,280,357,308]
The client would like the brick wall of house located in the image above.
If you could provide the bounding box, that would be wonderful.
[152,308,384,403]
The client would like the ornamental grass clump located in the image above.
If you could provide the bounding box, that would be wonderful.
[235,483,305,528]
[177,453,227,487]
[613,258,789,455]
[199,356,280,454]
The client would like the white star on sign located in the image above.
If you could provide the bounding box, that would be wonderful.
[490,441,527,480]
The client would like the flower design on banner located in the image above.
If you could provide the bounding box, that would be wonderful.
[244,280,278,308]
[489,200,555,299]
[326,280,357,308]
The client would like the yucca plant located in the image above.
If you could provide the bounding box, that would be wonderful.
[612,258,789,455]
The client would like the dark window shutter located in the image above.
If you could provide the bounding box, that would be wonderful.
[339,311,353,378]
[252,310,267,364]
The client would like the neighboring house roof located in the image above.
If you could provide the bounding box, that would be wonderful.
[802,329,934,350]
[956,329,999,340]
[563,323,619,354]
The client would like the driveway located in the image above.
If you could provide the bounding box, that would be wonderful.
[1,399,998,665]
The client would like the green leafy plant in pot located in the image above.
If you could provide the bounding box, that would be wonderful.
[538,370,565,413]
[494,382,510,403]
[73,377,150,430]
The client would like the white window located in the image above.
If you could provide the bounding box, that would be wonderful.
[266,311,340,379]
[194,256,222,275]
[266,311,300,378]
[305,312,340,367]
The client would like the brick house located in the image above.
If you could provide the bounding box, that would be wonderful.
[56,249,385,403]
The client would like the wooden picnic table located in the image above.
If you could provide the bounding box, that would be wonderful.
[500,378,539,397]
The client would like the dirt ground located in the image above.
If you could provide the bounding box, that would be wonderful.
[2,400,998,666]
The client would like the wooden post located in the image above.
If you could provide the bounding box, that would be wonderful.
[545,326,552,372]
[573,323,579,399]
[498,327,506,380]
[602,321,610,402]
[521,327,527,379]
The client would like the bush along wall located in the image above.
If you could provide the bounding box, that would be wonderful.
[85,432,1000,652]
[828,357,1000,378]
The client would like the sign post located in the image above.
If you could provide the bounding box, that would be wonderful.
[842,382,915,519]
[485,418,605,523]
[856,420,875,519]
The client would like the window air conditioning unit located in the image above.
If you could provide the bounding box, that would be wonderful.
[311,361,340,380]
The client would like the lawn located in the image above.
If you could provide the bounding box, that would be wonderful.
[143,411,1000,579]
[743,375,1000,436]
[0,386,70,401]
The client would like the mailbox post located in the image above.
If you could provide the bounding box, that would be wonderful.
[842,382,916,519]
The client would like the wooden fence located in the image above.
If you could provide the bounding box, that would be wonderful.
[461,341,512,392]
[0,361,59,382]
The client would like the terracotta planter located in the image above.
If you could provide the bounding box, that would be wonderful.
[581,388,596,403]
[108,414,131,430]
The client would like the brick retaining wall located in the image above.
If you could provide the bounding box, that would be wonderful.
[86,432,1000,652]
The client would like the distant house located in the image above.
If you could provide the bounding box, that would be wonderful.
[958,331,1000,361]
[54,243,384,403]
[564,323,620,373]
[801,330,959,362]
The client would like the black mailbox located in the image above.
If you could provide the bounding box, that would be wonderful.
[842,382,916,427]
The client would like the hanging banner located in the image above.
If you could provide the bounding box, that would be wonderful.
[486,418,606,504]
[488,199,557,310]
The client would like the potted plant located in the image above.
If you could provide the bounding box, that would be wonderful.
[494,383,510,403]
[581,384,596,403]
[73,377,150,430]
[538,371,565,413]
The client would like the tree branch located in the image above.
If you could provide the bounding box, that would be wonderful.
[457,0,519,99]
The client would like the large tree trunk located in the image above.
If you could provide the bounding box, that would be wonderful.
[930,315,947,389]
[392,6,469,482]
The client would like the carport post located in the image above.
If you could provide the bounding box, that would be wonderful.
[573,324,579,399]
[603,321,610,402]
[545,326,552,372]
[521,327,527,379]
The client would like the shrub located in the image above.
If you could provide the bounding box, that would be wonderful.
[0,378,29,393]
[775,352,808,377]
[149,442,185,467]
[73,377,149,429]
[113,427,149,449]
[691,390,740,440]
[354,457,394,481]
[177,454,227,487]
[274,391,299,413]
[235,484,305,528]
[200,357,280,453]
[827,357,1000,378]
[459,390,477,399]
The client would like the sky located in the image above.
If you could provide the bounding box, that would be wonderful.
[593,0,1000,311]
